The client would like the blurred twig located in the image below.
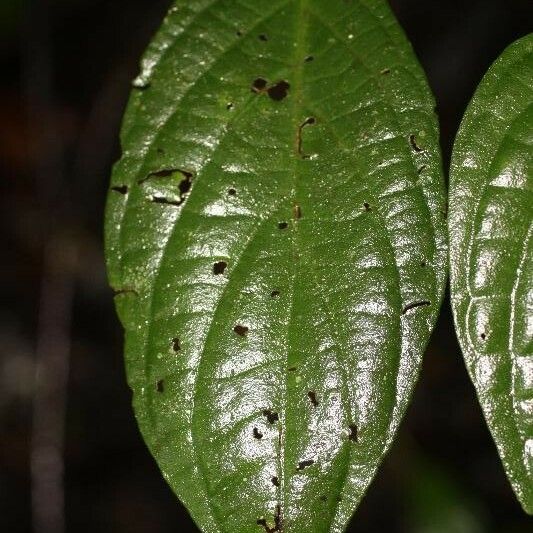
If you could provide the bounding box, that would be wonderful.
[23,2,74,532]
[31,238,76,533]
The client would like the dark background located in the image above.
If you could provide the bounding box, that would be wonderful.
[1,1,532,532]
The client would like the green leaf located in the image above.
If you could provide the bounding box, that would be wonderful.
[449,34,533,515]
[105,1,446,531]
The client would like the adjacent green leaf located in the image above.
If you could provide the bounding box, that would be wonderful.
[449,34,533,514]
[105,1,446,531]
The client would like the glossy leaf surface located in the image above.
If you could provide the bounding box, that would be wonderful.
[449,34,533,514]
[105,1,447,531]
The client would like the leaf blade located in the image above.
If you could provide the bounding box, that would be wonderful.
[105,1,447,531]
[449,33,533,514]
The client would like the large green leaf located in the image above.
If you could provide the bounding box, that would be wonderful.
[105,1,446,530]
[449,34,533,514]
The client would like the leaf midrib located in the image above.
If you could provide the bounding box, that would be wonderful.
[281,0,310,527]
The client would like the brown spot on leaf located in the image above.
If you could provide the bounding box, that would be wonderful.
[213,261,227,275]
[409,134,424,152]
[139,168,195,207]
[234,324,249,337]
[402,301,431,314]
[307,391,319,407]
[140,168,185,182]
[113,287,138,297]
[257,504,282,532]
[262,409,279,424]
[267,80,290,101]
[251,78,290,101]
[252,77,268,93]
[151,196,181,207]
[297,459,315,471]
[297,116,316,158]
